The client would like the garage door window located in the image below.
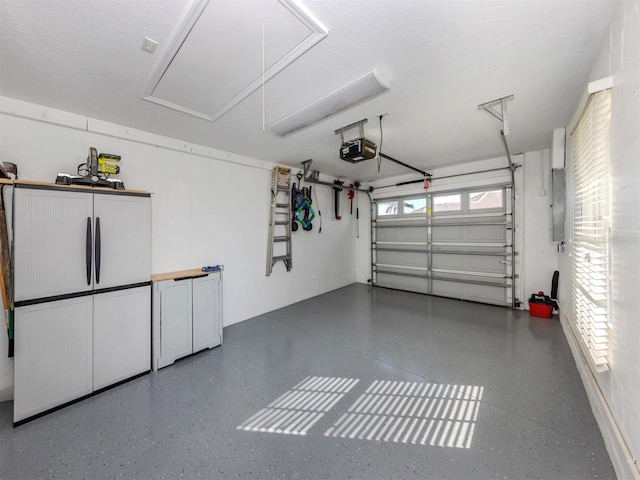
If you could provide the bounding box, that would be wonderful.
[377,201,398,216]
[403,197,427,214]
[433,194,461,213]
[469,189,503,210]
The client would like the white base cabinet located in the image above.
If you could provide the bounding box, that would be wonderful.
[152,269,223,371]
[93,286,151,390]
[14,297,94,423]
[14,287,150,422]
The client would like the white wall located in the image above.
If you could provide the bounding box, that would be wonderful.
[521,149,558,299]
[559,1,640,477]
[0,98,358,401]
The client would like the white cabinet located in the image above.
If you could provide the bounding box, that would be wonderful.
[157,279,193,367]
[152,269,223,371]
[93,194,151,289]
[13,188,94,301]
[12,183,151,424]
[14,297,93,422]
[93,286,151,390]
[192,275,221,352]
[13,187,150,297]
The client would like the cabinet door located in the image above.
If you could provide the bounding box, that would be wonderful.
[14,297,93,423]
[157,279,192,369]
[93,286,151,390]
[93,194,150,289]
[193,272,222,352]
[13,188,94,301]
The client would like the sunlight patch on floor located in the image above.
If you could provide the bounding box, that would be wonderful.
[236,376,359,435]
[324,380,483,448]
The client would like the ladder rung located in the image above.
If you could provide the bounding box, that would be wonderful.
[273,255,291,261]
[275,221,289,225]
[274,236,290,242]
[277,186,290,191]
[276,203,289,208]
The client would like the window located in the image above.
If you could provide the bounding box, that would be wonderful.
[469,189,503,210]
[377,201,398,216]
[570,88,611,372]
[433,194,461,212]
[403,197,427,214]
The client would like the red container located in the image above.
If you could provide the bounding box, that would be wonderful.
[529,290,554,318]
[529,301,553,319]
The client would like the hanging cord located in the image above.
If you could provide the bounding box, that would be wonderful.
[262,17,266,131]
[377,115,384,173]
[313,184,322,233]
[539,151,545,196]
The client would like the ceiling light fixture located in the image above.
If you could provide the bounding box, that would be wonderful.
[268,69,390,137]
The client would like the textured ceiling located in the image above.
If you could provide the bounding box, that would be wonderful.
[0,0,618,181]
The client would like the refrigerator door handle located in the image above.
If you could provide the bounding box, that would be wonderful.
[95,217,101,284]
[85,217,92,285]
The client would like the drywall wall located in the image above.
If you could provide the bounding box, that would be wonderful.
[558,1,640,477]
[0,98,358,401]
[520,150,558,299]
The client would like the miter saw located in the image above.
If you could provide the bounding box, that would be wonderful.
[56,147,124,189]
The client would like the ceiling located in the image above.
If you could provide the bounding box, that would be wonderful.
[0,0,618,182]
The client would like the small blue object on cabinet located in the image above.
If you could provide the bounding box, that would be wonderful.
[202,265,222,272]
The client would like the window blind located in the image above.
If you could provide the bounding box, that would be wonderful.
[570,88,611,372]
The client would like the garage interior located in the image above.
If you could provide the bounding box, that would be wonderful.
[0,1,638,479]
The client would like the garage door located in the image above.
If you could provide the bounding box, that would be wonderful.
[371,185,514,307]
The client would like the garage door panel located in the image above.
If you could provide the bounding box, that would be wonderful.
[467,225,506,242]
[431,225,505,242]
[432,280,507,306]
[432,279,464,299]
[431,253,504,274]
[467,284,507,305]
[431,254,464,269]
[376,226,427,242]
[377,250,428,268]
[431,226,462,241]
[372,186,513,308]
[376,272,429,294]
[468,255,505,273]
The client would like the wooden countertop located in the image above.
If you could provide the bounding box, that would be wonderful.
[0,178,150,195]
[151,268,221,282]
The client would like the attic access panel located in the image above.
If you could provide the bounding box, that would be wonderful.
[143,0,327,121]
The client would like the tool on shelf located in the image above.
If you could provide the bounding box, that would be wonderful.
[0,162,18,179]
[55,147,125,189]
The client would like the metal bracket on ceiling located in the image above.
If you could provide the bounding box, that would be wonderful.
[478,95,514,135]
[334,118,368,143]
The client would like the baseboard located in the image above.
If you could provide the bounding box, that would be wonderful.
[559,307,640,480]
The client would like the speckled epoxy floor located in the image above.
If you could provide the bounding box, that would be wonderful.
[0,284,615,479]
